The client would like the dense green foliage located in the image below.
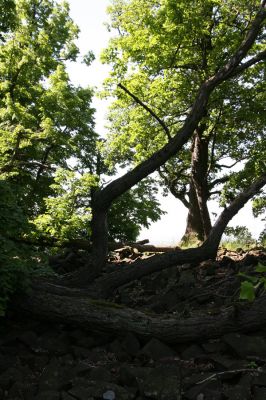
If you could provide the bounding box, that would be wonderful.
[0,0,165,312]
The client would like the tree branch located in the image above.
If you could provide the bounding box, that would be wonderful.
[118,83,172,141]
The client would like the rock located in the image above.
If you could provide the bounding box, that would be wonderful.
[181,344,204,360]
[103,390,116,400]
[8,381,37,400]
[18,330,38,348]
[224,384,251,400]
[138,366,181,400]
[240,254,258,267]
[253,371,266,386]
[0,367,23,390]
[38,357,62,392]
[184,380,222,400]
[69,382,135,400]
[0,353,17,373]
[61,393,76,400]
[139,338,177,361]
[71,345,94,359]
[202,340,226,354]
[178,270,196,287]
[35,332,70,355]
[254,387,266,400]
[121,332,141,357]
[36,390,60,400]
[119,365,152,387]
[220,256,235,267]
[90,366,113,382]
[223,333,266,358]
[109,339,130,361]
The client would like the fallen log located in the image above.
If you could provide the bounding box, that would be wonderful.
[16,286,266,344]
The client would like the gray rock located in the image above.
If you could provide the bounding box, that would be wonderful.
[177,270,196,287]
[36,390,60,400]
[69,382,134,400]
[253,371,266,386]
[139,338,177,361]
[254,387,266,400]
[90,366,113,382]
[109,339,130,361]
[224,384,251,400]
[61,393,76,400]
[0,367,23,390]
[119,364,152,387]
[223,333,266,358]
[38,357,61,392]
[138,366,181,400]
[122,332,141,357]
[181,344,204,360]
[18,330,38,349]
[103,390,116,400]
[185,381,221,400]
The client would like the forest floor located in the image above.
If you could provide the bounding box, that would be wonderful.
[1,247,266,400]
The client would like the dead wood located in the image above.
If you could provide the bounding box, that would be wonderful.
[16,285,266,344]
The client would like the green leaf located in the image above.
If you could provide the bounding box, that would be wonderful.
[255,263,266,273]
[239,281,256,302]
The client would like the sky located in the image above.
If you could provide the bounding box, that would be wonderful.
[66,1,265,245]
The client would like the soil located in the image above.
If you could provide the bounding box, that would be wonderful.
[1,247,266,400]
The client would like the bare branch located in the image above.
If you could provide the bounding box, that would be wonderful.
[217,159,245,169]
[118,83,172,141]
[228,49,266,78]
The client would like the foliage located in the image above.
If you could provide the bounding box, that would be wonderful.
[0,0,97,216]
[0,180,50,315]
[0,0,97,313]
[33,168,98,242]
[108,179,165,242]
[33,171,164,243]
[239,263,266,302]
[222,226,256,250]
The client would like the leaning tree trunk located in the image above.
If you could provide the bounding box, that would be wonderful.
[17,286,266,344]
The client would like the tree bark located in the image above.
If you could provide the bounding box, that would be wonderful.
[17,286,266,344]
[182,180,206,243]
[182,129,212,243]
[191,129,212,240]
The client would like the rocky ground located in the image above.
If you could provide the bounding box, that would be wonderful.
[1,247,266,400]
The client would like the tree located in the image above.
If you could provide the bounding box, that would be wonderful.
[0,0,98,311]
[0,0,97,216]
[2,1,266,343]
[101,0,266,242]
[84,0,265,276]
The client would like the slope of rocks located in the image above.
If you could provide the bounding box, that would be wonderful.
[1,247,266,400]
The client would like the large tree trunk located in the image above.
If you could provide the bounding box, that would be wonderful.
[182,180,205,242]
[182,129,212,243]
[17,286,266,344]
[89,5,265,274]
[191,129,212,240]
